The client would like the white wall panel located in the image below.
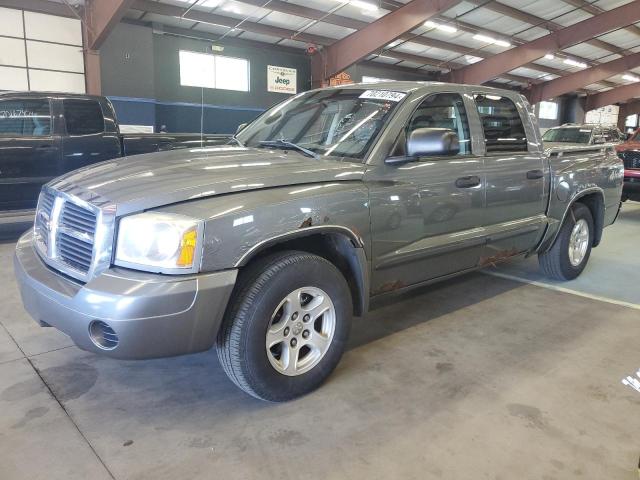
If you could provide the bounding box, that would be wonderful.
[24,11,82,46]
[0,7,24,37]
[0,37,26,67]
[27,41,84,73]
[0,66,28,91]
[29,70,85,93]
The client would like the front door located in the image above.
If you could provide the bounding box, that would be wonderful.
[0,98,61,212]
[472,93,547,262]
[366,92,486,295]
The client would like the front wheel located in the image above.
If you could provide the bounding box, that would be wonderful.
[216,251,352,401]
[539,203,594,281]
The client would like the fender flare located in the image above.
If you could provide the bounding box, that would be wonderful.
[543,187,605,253]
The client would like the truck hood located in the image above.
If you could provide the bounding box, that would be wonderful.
[49,146,365,215]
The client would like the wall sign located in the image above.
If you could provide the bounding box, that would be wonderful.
[267,65,297,94]
[329,71,353,86]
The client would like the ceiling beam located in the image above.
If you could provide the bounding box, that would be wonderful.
[585,83,640,112]
[447,1,640,85]
[526,52,640,104]
[234,0,595,85]
[560,0,640,38]
[84,0,136,50]
[311,0,462,84]
[131,0,334,46]
[464,0,632,56]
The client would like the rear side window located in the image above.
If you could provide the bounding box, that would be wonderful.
[474,94,528,153]
[63,99,105,135]
[0,99,51,136]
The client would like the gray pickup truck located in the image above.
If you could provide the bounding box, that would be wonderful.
[14,82,623,401]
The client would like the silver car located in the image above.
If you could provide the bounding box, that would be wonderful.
[15,82,624,401]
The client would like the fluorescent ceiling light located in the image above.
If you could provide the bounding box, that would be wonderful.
[222,4,241,14]
[544,53,555,60]
[473,34,510,48]
[465,55,482,64]
[623,74,640,82]
[424,20,457,33]
[563,58,587,68]
[350,0,378,11]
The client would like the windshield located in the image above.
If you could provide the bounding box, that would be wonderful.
[542,127,592,144]
[236,88,404,160]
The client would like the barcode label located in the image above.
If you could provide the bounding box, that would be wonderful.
[359,90,407,102]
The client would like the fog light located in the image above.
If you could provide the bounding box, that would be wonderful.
[89,320,119,350]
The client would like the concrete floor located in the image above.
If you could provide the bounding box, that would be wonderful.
[1,204,640,480]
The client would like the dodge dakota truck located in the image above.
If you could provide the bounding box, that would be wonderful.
[0,91,228,223]
[14,82,624,401]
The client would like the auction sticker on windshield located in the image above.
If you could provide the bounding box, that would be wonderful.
[359,90,407,102]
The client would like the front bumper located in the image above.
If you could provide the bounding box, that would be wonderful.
[14,231,237,359]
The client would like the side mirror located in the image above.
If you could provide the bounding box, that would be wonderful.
[236,123,248,134]
[407,128,459,157]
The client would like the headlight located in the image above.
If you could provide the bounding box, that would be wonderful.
[115,212,203,273]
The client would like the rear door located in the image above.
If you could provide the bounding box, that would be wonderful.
[0,97,61,211]
[61,98,121,171]
[473,92,548,263]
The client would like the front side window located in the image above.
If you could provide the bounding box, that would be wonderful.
[474,94,527,153]
[237,89,403,160]
[0,99,51,136]
[402,92,471,156]
[542,127,592,144]
[63,99,105,135]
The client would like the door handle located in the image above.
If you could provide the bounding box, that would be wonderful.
[455,175,481,188]
[526,169,544,180]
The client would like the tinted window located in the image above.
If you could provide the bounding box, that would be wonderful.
[474,94,527,153]
[542,127,592,144]
[0,99,51,136]
[63,99,104,135]
[398,92,471,156]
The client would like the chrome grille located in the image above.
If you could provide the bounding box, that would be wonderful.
[33,187,106,282]
[60,201,97,236]
[57,231,94,272]
[34,190,55,248]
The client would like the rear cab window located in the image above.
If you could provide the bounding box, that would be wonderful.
[473,93,528,153]
[0,98,51,137]
[63,99,105,135]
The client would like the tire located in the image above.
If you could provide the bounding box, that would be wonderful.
[216,250,352,402]
[539,203,594,281]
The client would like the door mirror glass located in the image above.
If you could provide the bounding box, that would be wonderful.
[407,127,459,157]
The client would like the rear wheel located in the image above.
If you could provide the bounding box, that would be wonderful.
[216,251,352,401]
[539,203,594,281]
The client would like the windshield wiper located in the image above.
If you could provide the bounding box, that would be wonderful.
[227,136,244,147]
[258,140,318,159]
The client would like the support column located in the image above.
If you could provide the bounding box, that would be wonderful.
[84,49,101,95]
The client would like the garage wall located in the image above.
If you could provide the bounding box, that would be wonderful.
[0,7,84,93]
[100,23,310,134]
